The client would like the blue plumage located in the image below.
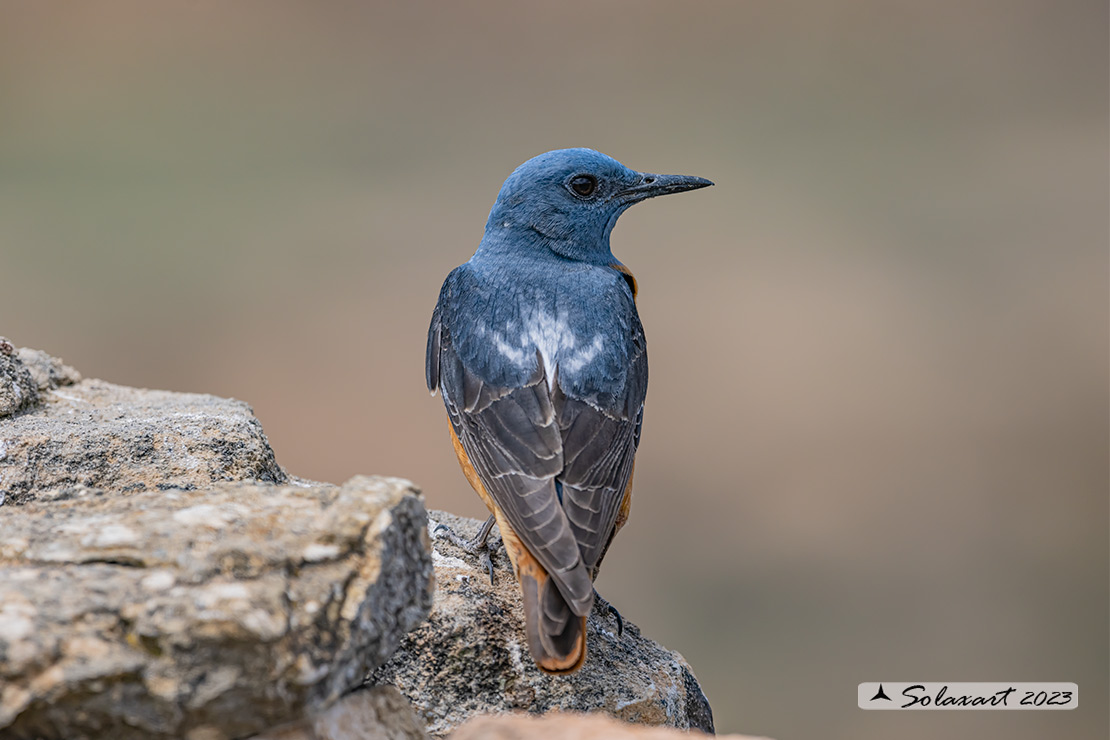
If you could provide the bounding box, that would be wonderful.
[437,257,639,409]
[426,148,711,673]
[481,148,643,264]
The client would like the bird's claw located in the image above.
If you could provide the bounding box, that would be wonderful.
[592,589,624,638]
[433,515,499,584]
[477,538,504,584]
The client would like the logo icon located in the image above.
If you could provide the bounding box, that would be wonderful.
[870,684,892,702]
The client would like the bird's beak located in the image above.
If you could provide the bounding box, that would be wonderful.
[616,172,714,204]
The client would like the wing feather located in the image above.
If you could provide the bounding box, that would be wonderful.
[555,311,647,573]
[425,296,442,393]
[433,317,593,616]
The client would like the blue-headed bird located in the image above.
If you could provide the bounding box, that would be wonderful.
[426,148,712,674]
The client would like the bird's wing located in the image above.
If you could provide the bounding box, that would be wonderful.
[427,281,594,619]
[554,306,647,575]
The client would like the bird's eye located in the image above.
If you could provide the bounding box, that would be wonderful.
[569,174,598,198]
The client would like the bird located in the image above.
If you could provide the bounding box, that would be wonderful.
[426,148,712,674]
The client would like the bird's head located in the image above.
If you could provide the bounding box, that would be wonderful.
[483,148,712,264]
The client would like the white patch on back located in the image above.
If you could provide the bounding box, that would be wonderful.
[493,335,525,365]
[491,310,604,387]
[561,334,604,374]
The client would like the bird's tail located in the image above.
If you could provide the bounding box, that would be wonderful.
[487,500,592,674]
[517,555,588,674]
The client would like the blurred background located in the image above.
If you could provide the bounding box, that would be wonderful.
[1,2,1106,738]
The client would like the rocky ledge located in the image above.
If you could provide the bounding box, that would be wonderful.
[0,341,732,739]
[0,341,284,507]
[0,476,432,740]
[370,510,715,737]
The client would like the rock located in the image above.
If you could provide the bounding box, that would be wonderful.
[452,712,771,740]
[1,345,730,739]
[0,475,435,740]
[253,686,429,740]
[368,511,715,738]
[15,346,81,392]
[0,338,39,420]
[0,346,286,506]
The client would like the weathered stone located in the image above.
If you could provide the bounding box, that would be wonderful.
[253,686,429,740]
[368,511,715,738]
[14,346,81,392]
[0,345,286,506]
[0,338,39,420]
[0,475,434,740]
[0,344,734,739]
[452,712,770,739]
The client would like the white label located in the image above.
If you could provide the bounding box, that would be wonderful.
[858,682,1078,710]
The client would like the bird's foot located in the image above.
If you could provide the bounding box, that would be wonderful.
[592,588,624,638]
[433,515,499,584]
